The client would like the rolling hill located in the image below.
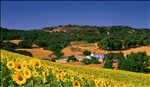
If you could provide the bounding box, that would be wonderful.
[1,50,150,87]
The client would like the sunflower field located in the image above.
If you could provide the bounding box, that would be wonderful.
[1,50,150,87]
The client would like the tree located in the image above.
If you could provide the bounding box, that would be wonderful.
[120,59,130,71]
[98,38,122,50]
[1,42,17,52]
[123,38,132,48]
[103,53,113,69]
[67,55,77,62]
[15,50,33,57]
[91,57,100,64]
[52,47,64,59]
[103,53,113,61]
[117,52,125,68]
[103,60,113,69]
[18,40,32,48]
[97,38,109,50]
[1,42,17,48]
[120,51,150,73]
[34,40,47,47]
[82,58,92,64]
[83,50,91,56]
[111,39,122,50]
[50,58,56,62]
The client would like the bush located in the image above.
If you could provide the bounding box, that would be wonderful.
[15,50,33,57]
[51,58,56,62]
[103,60,113,69]
[83,50,91,56]
[82,58,92,64]
[91,57,100,64]
[67,55,77,62]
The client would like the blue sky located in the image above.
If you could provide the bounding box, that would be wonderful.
[1,1,150,30]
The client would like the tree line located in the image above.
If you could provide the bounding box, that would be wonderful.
[1,25,150,58]
[103,51,150,73]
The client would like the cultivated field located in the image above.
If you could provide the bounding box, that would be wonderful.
[4,40,53,59]
[1,50,150,87]
[62,41,150,56]
[59,62,118,69]
[3,40,22,44]
[16,48,53,59]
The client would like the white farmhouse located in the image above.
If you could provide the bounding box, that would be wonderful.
[90,53,104,62]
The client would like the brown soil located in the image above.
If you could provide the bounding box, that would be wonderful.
[3,40,22,44]
[16,48,53,59]
[4,40,53,59]
[62,42,150,56]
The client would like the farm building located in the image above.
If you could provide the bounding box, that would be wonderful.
[75,53,105,62]
[90,53,104,62]
[56,56,68,63]
[75,54,86,62]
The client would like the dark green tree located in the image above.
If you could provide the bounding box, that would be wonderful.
[15,50,33,57]
[1,42,17,52]
[83,50,91,56]
[120,51,150,72]
[103,60,113,69]
[82,58,92,64]
[103,53,113,69]
[97,38,109,50]
[67,55,77,62]
[91,57,100,64]
[18,40,32,48]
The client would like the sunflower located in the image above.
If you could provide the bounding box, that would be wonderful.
[29,59,35,69]
[73,80,81,87]
[70,76,74,81]
[12,73,17,81]
[61,72,66,76]
[12,72,26,85]
[65,79,69,82]
[81,81,86,86]
[32,70,39,77]
[42,75,47,84]
[45,69,49,76]
[23,68,31,79]
[56,74,62,79]
[60,77,66,82]
[14,62,23,72]
[34,59,41,68]
[0,59,4,64]
[42,70,46,76]
[22,61,28,68]
[6,61,15,69]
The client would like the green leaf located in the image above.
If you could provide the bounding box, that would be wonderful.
[26,80,33,87]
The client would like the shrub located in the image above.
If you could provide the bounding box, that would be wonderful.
[15,50,33,57]
[91,57,100,64]
[51,58,56,62]
[103,60,113,69]
[82,58,92,64]
[83,50,91,56]
[67,55,77,62]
